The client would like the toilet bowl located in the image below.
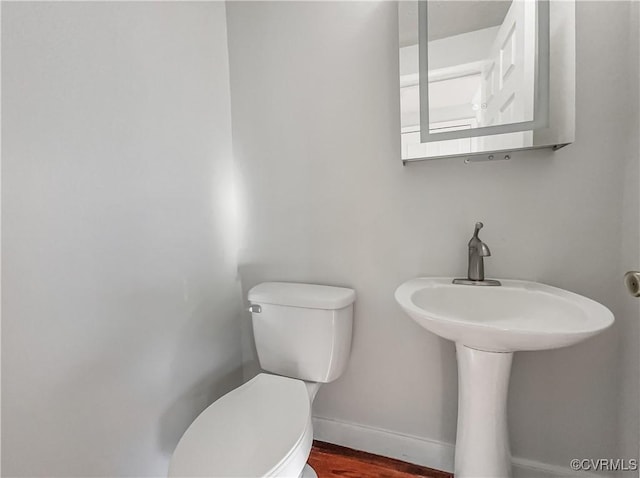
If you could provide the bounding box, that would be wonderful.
[168,282,355,478]
[169,374,313,477]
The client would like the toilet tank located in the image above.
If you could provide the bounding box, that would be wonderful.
[248,282,355,383]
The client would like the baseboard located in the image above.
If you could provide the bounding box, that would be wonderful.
[312,416,600,478]
[313,415,455,473]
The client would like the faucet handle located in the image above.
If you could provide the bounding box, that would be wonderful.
[473,222,484,238]
[471,222,490,256]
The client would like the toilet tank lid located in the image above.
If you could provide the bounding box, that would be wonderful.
[248,282,356,310]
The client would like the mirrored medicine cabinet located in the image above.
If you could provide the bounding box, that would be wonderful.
[398,0,575,163]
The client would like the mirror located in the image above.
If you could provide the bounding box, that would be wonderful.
[399,0,575,163]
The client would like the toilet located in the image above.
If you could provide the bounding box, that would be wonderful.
[168,282,356,478]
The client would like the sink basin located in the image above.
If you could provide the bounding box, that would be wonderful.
[395,277,614,478]
[395,277,614,352]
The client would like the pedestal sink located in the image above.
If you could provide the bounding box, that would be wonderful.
[395,278,614,478]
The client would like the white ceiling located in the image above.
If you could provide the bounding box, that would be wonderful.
[398,1,512,47]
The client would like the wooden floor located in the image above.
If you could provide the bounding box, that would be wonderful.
[308,441,453,478]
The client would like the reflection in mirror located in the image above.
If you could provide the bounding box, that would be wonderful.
[399,0,573,163]
[427,1,535,132]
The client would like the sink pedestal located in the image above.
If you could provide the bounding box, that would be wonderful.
[455,344,513,478]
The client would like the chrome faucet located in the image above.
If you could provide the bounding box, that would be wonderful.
[468,222,490,281]
[453,222,501,286]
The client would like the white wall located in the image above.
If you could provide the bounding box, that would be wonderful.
[429,26,499,71]
[227,0,637,470]
[399,27,498,76]
[2,2,243,476]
